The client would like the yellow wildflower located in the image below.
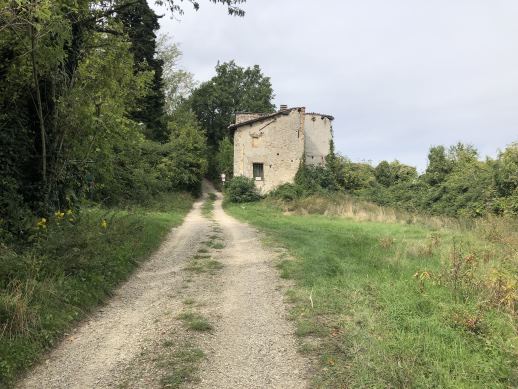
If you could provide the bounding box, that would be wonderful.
[100,219,108,229]
[55,210,65,219]
[66,209,73,215]
[36,218,47,229]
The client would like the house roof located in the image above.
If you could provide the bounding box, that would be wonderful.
[229,107,334,130]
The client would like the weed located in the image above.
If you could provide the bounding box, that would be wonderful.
[184,259,223,275]
[210,242,225,250]
[378,236,395,249]
[159,343,205,388]
[201,193,216,218]
[192,254,210,259]
[177,312,213,332]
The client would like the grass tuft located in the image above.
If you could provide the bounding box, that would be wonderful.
[177,312,213,332]
[159,343,205,388]
[201,193,217,218]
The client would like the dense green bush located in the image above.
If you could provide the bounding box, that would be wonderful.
[286,142,518,218]
[270,183,305,201]
[225,176,261,203]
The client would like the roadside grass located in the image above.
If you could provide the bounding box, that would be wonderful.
[0,192,193,387]
[158,341,205,389]
[201,193,217,218]
[225,200,518,388]
[177,311,213,332]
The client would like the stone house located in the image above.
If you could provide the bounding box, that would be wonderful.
[229,105,334,193]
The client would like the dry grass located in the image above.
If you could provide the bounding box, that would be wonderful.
[273,193,457,228]
[273,193,518,317]
[0,280,38,338]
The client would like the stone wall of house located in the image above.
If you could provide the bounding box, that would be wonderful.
[235,112,267,124]
[233,108,305,193]
[304,114,333,165]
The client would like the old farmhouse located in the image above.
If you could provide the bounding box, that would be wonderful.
[230,106,334,193]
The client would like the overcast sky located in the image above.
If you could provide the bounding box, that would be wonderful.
[154,0,518,170]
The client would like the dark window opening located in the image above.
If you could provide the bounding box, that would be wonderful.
[253,163,264,181]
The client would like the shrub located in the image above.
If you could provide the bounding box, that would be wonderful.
[270,183,304,201]
[225,176,261,203]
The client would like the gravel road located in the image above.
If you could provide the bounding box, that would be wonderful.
[17,183,308,388]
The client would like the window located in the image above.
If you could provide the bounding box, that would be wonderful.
[253,163,264,181]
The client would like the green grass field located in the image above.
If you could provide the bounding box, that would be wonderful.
[226,200,518,388]
[0,193,193,386]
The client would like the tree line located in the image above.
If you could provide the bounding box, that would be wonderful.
[290,141,518,218]
[1,0,279,242]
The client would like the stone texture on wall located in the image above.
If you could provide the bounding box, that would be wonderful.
[233,109,305,193]
[232,107,333,193]
[304,114,332,165]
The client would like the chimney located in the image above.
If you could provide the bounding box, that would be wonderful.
[279,104,288,111]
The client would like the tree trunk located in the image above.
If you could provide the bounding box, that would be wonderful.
[30,24,47,186]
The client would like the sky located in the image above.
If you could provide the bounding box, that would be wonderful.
[154,0,518,171]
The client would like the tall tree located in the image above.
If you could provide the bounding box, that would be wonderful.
[156,34,196,115]
[117,0,167,142]
[188,60,275,147]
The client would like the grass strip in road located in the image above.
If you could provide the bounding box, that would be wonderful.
[178,311,213,332]
[0,193,194,387]
[159,343,205,389]
[225,200,518,388]
[201,193,217,218]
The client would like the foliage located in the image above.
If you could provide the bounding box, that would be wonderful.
[156,34,196,115]
[224,176,261,203]
[156,0,246,16]
[285,141,518,218]
[0,1,209,237]
[160,109,208,194]
[0,194,193,386]
[270,183,305,201]
[188,60,275,148]
[117,0,167,142]
[214,137,234,177]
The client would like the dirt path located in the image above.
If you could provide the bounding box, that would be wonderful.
[17,183,308,388]
[196,193,308,388]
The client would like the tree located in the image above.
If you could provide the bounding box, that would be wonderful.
[117,0,167,142]
[156,0,246,16]
[423,145,452,186]
[215,137,234,177]
[156,34,196,115]
[189,60,275,147]
[375,160,417,187]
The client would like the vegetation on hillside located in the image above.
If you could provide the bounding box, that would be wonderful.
[226,199,518,388]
